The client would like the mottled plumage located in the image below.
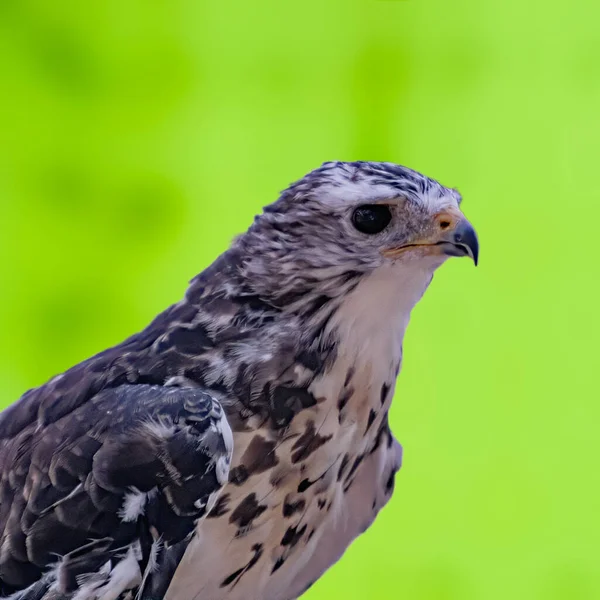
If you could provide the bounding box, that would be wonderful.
[0,161,478,599]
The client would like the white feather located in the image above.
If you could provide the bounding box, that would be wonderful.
[119,488,155,523]
[96,546,142,600]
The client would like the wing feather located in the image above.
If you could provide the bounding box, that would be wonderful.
[0,384,232,600]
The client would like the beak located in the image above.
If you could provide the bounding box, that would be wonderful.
[382,212,479,266]
[440,218,479,266]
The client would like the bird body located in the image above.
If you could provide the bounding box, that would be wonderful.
[0,162,478,599]
[166,261,420,600]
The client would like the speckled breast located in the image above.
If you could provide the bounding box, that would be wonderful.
[166,362,403,600]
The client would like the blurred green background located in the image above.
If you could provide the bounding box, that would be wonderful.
[1,0,599,598]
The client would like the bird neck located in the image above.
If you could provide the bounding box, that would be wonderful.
[184,249,436,355]
[323,262,434,381]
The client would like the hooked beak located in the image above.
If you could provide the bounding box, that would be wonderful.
[383,211,479,266]
[439,218,479,266]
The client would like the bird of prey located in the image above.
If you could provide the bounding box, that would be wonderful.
[0,161,478,600]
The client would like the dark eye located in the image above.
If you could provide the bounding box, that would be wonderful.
[351,205,392,234]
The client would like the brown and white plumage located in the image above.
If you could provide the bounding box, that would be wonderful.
[0,161,478,599]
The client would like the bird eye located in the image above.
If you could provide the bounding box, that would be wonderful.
[351,205,392,234]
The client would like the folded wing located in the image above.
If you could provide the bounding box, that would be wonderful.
[0,384,232,600]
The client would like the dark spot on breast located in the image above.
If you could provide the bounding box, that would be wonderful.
[248,543,263,566]
[297,479,311,493]
[207,493,230,518]
[297,466,329,493]
[220,543,264,588]
[317,498,326,510]
[343,454,365,492]
[281,524,307,548]
[365,409,377,433]
[283,495,306,518]
[337,387,353,412]
[346,455,364,482]
[387,428,394,448]
[229,493,267,529]
[239,435,279,476]
[337,454,350,481]
[307,528,316,541]
[271,556,286,573]
[372,499,377,510]
[343,367,355,388]
[380,383,390,405]
[291,420,332,464]
[229,465,249,486]
[385,470,396,494]
[369,415,390,455]
[270,386,318,429]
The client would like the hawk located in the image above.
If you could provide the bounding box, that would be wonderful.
[0,161,478,600]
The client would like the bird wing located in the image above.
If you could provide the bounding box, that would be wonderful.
[0,383,232,600]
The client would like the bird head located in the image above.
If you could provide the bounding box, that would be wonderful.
[237,161,478,307]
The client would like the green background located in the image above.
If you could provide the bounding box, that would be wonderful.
[1,1,599,598]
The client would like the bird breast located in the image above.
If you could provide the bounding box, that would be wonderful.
[165,264,427,600]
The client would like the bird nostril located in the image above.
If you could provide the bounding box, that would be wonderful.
[454,232,463,243]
